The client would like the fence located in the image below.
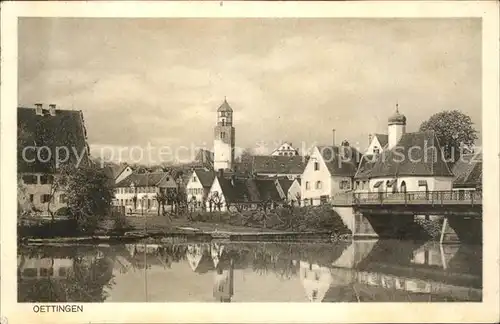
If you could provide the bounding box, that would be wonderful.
[330,190,482,206]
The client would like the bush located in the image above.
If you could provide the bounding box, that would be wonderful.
[194,205,351,234]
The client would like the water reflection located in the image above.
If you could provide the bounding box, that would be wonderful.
[17,240,482,302]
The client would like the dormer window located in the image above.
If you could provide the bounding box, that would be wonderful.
[373,147,380,154]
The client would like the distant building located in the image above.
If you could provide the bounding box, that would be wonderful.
[103,163,134,185]
[366,134,388,155]
[17,104,90,217]
[114,172,178,212]
[301,141,361,206]
[213,99,235,171]
[185,169,216,210]
[271,142,299,156]
[251,155,306,179]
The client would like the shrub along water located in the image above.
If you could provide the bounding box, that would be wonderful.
[188,205,351,234]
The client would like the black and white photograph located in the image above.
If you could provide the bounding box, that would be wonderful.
[1,1,499,323]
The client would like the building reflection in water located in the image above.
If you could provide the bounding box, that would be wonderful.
[17,239,482,303]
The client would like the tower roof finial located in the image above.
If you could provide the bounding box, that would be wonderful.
[396,102,399,113]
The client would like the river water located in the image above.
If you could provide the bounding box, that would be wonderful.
[17,239,482,302]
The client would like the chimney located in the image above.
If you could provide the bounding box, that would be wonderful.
[218,168,224,178]
[332,129,336,146]
[49,104,56,116]
[35,103,43,116]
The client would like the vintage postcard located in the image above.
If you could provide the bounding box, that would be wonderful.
[1,1,499,323]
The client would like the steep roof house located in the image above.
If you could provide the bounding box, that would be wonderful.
[185,169,216,209]
[451,153,482,190]
[367,131,454,193]
[205,171,285,212]
[17,104,90,216]
[301,141,362,206]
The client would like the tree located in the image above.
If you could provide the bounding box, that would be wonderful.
[58,164,115,233]
[419,110,478,161]
[132,194,138,211]
[155,191,168,216]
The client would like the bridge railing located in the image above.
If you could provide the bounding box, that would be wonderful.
[331,190,482,206]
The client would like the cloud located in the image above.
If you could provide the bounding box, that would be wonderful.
[18,18,482,159]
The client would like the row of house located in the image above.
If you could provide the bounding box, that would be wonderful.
[17,101,481,217]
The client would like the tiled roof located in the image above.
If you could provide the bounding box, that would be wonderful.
[252,155,306,175]
[216,176,283,203]
[354,154,377,179]
[277,178,294,193]
[452,153,482,188]
[17,107,90,173]
[373,134,388,148]
[194,169,216,188]
[316,145,362,177]
[115,172,176,188]
[254,178,283,201]
[368,131,454,178]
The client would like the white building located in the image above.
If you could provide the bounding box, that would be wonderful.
[301,142,361,206]
[271,142,299,156]
[213,99,235,171]
[355,108,454,193]
[114,172,178,213]
[185,169,216,209]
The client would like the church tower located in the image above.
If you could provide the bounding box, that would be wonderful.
[387,103,407,149]
[213,98,235,171]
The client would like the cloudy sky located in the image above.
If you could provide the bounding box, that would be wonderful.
[18,18,481,164]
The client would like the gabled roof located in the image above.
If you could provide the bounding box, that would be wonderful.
[252,155,306,175]
[254,178,283,202]
[115,172,176,188]
[354,154,377,179]
[271,142,300,155]
[277,178,294,193]
[17,107,90,173]
[373,134,388,148]
[216,176,260,203]
[368,131,454,178]
[316,145,362,177]
[452,153,482,188]
[215,176,283,203]
[193,169,216,188]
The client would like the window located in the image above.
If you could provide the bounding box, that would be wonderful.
[41,194,51,203]
[373,147,380,154]
[193,176,197,182]
[315,181,322,189]
[305,181,310,190]
[339,180,351,190]
[58,267,67,277]
[362,181,367,190]
[22,175,37,184]
[29,194,34,202]
[59,194,67,204]
[40,268,53,277]
[355,181,360,190]
[314,162,319,171]
[220,132,226,139]
[40,174,54,185]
